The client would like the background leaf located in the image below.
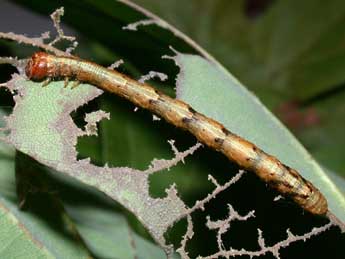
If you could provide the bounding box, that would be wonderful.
[0,144,91,259]
[0,108,173,259]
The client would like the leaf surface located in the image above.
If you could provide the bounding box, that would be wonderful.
[0,142,91,259]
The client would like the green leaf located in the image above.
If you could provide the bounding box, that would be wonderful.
[0,124,174,259]
[47,168,177,259]
[0,200,53,259]
[64,202,172,259]
[0,143,91,259]
[299,89,345,175]
[5,77,190,251]
[131,0,345,100]
[325,168,345,197]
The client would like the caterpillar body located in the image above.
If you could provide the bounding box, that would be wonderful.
[25,52,328,215]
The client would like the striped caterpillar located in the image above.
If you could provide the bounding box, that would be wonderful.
[25,52,328,215]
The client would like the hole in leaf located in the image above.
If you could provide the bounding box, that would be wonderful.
[75,92,180,169]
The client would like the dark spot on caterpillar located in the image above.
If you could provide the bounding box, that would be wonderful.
[214,137,224,145]
[305,181,315,192]
[182,117,193,124]
[267,179,282,188]
[301,177,309,185]
[158,97,166,103]
[154,89,161,95]
[221,127,230,136]
[246,153,262,171]
[281,180,294,189]
[284,165,304,180]
[254,148,264,158]
[188,107,197,114]
[149,99,158,105]
[268,179,292,189]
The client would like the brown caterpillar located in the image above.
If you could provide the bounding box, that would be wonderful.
[25,52,328,215]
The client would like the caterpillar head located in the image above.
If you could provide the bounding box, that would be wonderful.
[25,52,50,81]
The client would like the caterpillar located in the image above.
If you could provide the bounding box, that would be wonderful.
[25,52,328,215]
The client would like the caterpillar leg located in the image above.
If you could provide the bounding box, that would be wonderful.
[64,77,69,88]
[41,78,51,87]
[71,81,80,89]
